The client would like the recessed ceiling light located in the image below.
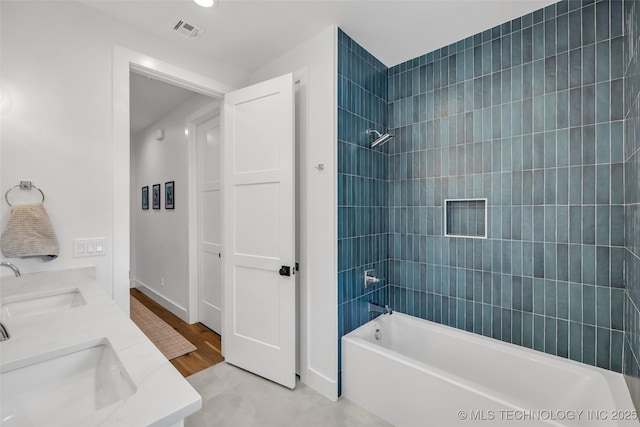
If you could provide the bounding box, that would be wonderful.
[194,0,216,8]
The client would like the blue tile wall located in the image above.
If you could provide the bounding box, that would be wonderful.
[386,0,625,375]
[337,29,390,392]
[624,0,640,412]
[337,0,636,400]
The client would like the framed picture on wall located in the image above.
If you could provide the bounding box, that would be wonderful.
[142,186,149,210]
[165,181,175,209]
[152,184,161,209]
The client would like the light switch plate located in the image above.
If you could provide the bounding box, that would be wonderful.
[74,238,107,258]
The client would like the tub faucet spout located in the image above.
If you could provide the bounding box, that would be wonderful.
[368,301,392,316]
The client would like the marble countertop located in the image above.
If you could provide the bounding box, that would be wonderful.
[0,268,202,427]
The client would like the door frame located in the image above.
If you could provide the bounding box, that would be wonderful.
[185,105,221,324]
[112,45,233,316]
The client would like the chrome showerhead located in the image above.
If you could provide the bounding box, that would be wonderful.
[366,129,394,148]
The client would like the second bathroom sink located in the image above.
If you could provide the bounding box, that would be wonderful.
[0,289,86,321]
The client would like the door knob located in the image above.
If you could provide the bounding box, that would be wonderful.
[279,266,291,276]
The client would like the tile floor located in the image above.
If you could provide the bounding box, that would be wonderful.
[185,362,392,427]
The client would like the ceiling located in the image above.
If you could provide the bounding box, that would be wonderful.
[129,72,199,134]
[84,0,558,73]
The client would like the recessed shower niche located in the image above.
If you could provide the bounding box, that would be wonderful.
[444,199,487,239]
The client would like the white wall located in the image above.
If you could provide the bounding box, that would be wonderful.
[250,26,338,401]
[130,93,214,319]
[0,1,248,296]
[1,0,338,401]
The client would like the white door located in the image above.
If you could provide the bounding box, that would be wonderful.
[223,73,296,389]
[198,115,222,334]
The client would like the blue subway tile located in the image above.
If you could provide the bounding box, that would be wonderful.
[533,314,545,352]
[595,1,609,42]
[569,321,583,363]
[583,284,596,325]
[545,317,557,355]
[584,44,596,85]
[596,327,610,369]
[569,10,582,50]
[569,282,583,322]
[596,285,611,328]
[596,40,610,83]
[583,324,596,366]
[557,13,569,54]
[582,4,595,45]
[583,245,597,285]
[611,330,623,373]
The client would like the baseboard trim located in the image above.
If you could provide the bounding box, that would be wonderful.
[305,367,338,401]
[133,281,189,322]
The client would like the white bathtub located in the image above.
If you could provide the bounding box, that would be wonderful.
[342,313,638,427]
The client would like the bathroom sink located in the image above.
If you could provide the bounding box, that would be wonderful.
[0,339,136,427]
[0,289,86,320]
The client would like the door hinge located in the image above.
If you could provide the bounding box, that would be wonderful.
[295,262,299,272]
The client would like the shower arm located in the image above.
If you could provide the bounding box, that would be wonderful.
[366,129,383,138]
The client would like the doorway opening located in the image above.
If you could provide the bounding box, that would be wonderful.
[113,47,301,389]
[129,70,223,376]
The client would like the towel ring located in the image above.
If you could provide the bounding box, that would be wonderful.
[5,181,45,207]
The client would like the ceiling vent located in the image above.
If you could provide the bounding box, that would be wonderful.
[171,19,206,40]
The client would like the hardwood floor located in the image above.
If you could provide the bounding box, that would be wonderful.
[130,288,224,377]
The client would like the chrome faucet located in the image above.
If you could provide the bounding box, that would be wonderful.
[0,262,21,277]
[0,322,9,342]
[368,301,392,316]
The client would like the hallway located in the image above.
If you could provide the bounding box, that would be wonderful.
[131,288,224,377]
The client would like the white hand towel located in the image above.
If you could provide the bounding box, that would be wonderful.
[0,202,59,260]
